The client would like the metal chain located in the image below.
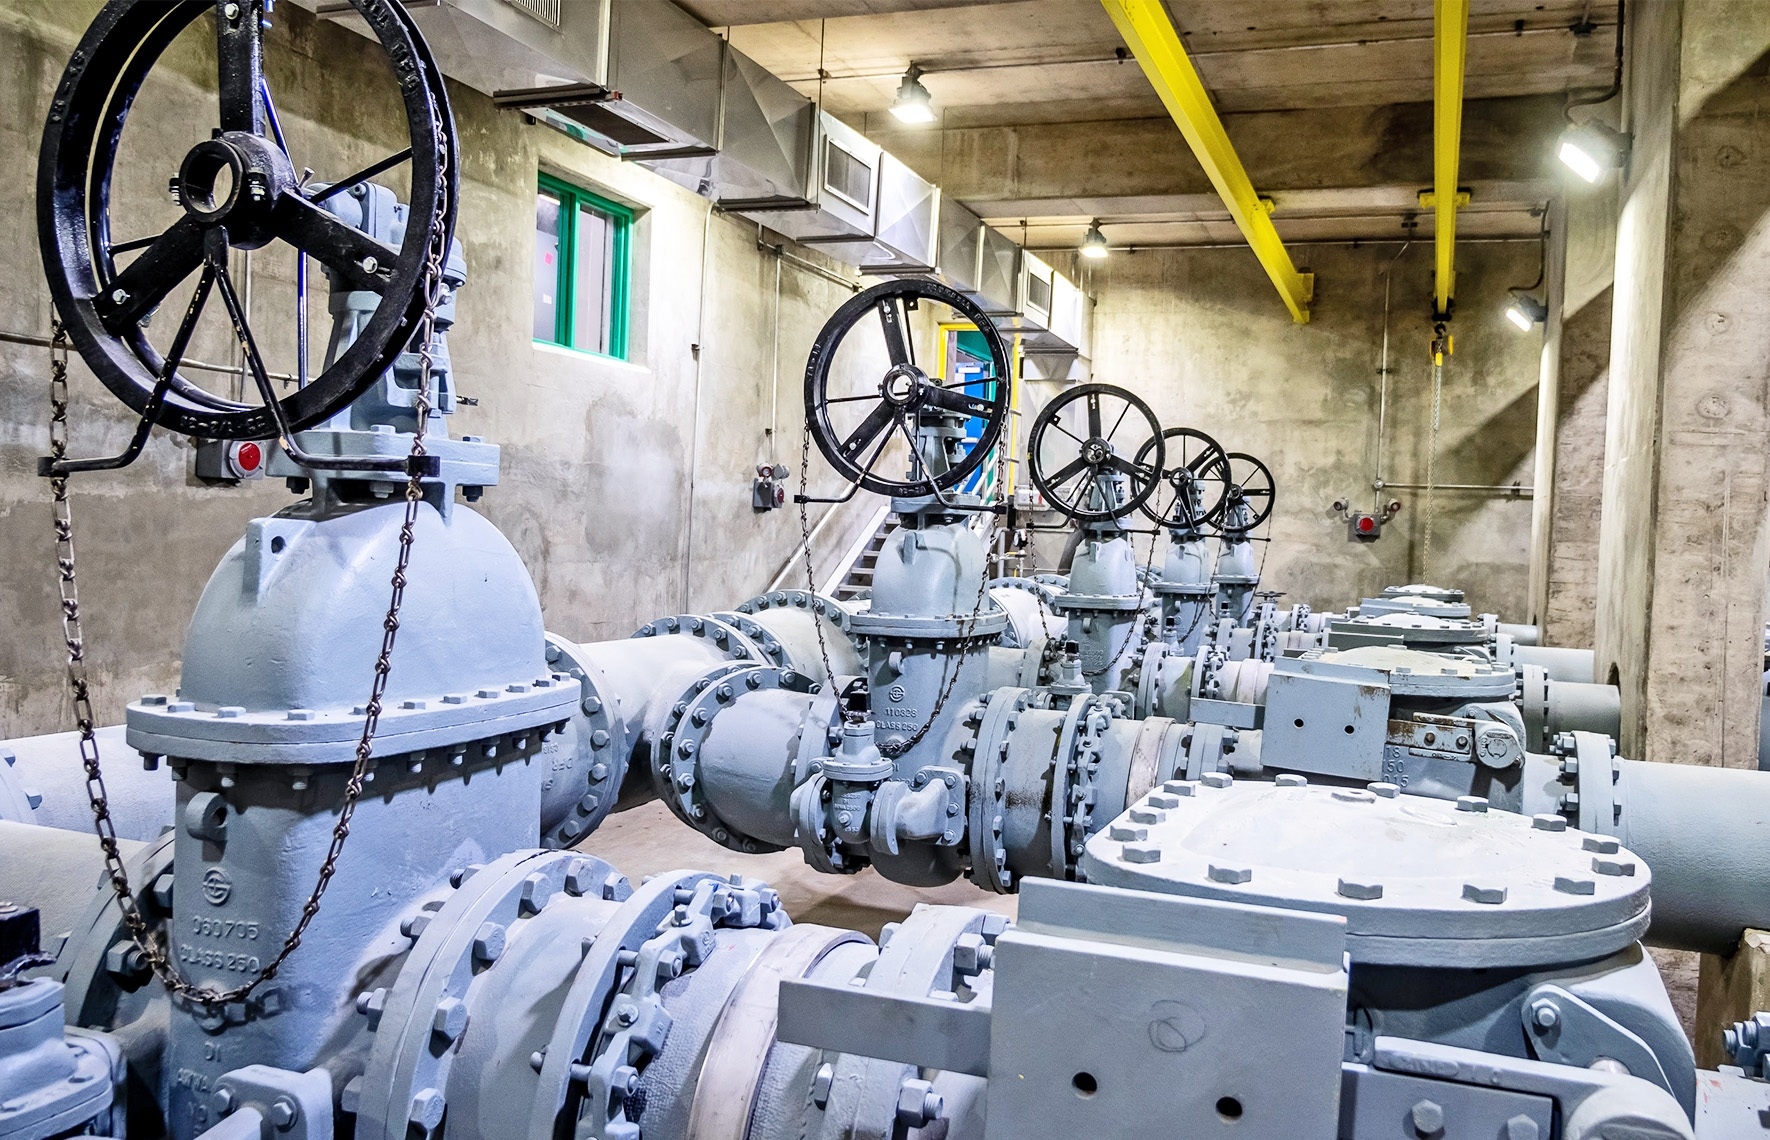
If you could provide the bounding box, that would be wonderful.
[1422,348,1445,579]
[1081,523,1161,681]
[796,416,998,755]
[52,121,452,1009]
[795,421,838,689]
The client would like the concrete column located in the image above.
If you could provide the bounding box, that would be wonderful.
[1539,187,1618,650]
[1593,0,1770,768]
[1526,197,1568,634]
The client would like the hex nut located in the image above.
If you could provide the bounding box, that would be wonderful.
[1275,773,1307,787]
[1504,1114,1541,1140]
[811,1062,835,1108]
[209,1087,236,1118]
[953,931,993,975]
[1122,844,1163,864]
[269,1096,299,1130]
[472,922,506,964]
[409,1088,446,1130]
[433,997,469,1042]
[1529,999,1560,1030]
[1128,808,1166,825]
[1554,876,1596,896]
[1582,836,1620,854]
[1207,864,1253,885]
[1462,883,1507,905]
[1592,857,1636,877]
[1531,814,1568,832]
[1367,782,1401,798]
[1455,795,1489,813]
[1109,824,1148,842]
[1201,772,1233,788]
[1161,780,1197,796]
[1410,1098,1445,1137]
[895,1078,942,1126]
[1337,878,1384,900]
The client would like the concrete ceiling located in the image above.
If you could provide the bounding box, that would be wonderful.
[677,0,1620,126]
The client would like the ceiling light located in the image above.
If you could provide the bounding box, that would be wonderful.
[890,65,935,124]
[1557,121,1631,184]
[1079,219,1109,260]
[1505,292,1547,331]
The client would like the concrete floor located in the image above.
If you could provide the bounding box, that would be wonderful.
[576,799,1017,941]
[583,803,1700,1049]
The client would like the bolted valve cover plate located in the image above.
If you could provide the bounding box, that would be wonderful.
[1081,778,1650,969]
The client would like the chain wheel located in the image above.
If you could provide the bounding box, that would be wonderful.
[39,0,456,440]
[804,279,1010,499]
[1026,383,1164,525]
[43,0,457,1008]
[1220,451,1277,532]
[1135,426,1230,528]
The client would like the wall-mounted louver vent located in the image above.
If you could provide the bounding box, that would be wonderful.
[500,0,560,29]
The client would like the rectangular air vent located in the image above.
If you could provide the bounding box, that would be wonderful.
[823,141,873,211]
[500,0,560,28]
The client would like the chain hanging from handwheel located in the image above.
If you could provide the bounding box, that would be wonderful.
[37,0,458,1008]
[1218,451,1277,532]
[1134,425,1230,529]
[804,278,1012,499]
[1026,382,1165,524]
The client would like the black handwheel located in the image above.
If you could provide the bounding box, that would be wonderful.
[39,0,457,441]
[1134,426,1230,528]
[1220,451,1277,531]
[1026,383,1164,525]
[805,279,1010,498]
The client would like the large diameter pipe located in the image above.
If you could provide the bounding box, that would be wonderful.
[1516,644,1597,683]
[1610,758,1770,954]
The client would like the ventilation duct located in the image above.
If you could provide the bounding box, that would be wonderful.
[295,0,723,158]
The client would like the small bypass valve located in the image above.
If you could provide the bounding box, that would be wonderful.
[753,463,789,511]
[1333,497,1402,543]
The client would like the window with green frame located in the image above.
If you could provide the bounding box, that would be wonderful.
[534,173,632,358]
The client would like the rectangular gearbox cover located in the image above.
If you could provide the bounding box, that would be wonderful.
[985,881,1347,1140]
[1261,662,1389,781]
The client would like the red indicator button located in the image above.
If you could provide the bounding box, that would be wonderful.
[1357,516,1376,533]
[236,442,262,472]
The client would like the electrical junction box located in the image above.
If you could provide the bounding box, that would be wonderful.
[1348,512,1384,542]
[193,438,268,484]
[753,463,788,511]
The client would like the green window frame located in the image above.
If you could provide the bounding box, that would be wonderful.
[534,172,632,359]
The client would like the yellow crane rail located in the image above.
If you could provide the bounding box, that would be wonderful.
[1101,0,1313,324]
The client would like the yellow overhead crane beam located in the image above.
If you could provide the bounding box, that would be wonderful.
[1431,0,1470,320]
[1101,0,1313,324]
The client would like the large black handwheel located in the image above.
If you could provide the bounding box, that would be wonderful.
[39,0,457,441]
[1134,426,1230,528]
[1219,451,1277,531]
[1026,383,1164,525]
[804,279,1011,498]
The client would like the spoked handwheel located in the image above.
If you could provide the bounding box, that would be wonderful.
[38,0,457,445]
[804,279,1011,498]
[1026,383,1164,525]
[1219,451,1277,531]
[1134,426,1230,528]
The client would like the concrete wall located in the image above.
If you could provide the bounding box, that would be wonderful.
[0,0,881,737]
[1081,239,1545,618]
[1594,0,1770,766]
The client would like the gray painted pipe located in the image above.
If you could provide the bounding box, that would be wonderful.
[0,819,143,953]
[1,724,175,842]
[1546,680,1623,741]
[1516,644,1597,683]
[1611,758,1770,955]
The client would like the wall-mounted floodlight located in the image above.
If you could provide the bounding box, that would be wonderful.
[890,65,936,124]
[1557,121,1631,183]
[1079,219,1110,260]
[1505,291,1548,331]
